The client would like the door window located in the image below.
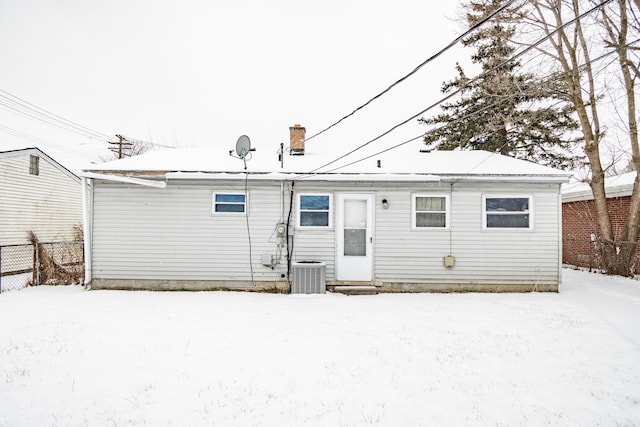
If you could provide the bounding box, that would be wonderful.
[343,199,367,256]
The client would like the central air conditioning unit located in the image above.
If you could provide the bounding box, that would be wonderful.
[291,261,326,294]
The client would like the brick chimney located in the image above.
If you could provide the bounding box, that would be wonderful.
[289,124,306,155]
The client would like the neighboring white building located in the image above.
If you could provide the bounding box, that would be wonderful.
[0,147,82,245]
[82,125,571,292]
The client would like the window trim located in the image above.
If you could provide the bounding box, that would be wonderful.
[212,191,247,214]
[297,193,333,229]
[482,195,533,230]
[411,194,450,230]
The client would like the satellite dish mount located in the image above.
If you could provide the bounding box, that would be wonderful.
[229,135,256,169]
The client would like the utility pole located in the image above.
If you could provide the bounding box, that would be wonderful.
[108,134,132,159]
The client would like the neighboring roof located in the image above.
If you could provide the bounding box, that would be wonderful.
[83,140,571,184]
[0,141,105,175]
[0,147,80,183]
[562,172,636,202]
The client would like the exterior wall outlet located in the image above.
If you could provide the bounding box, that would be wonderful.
[444,255,455,268]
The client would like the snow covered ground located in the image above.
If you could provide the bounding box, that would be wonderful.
[1,268,639,426]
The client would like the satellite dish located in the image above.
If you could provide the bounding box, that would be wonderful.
[236,135,251,159]
[229,134,256,170]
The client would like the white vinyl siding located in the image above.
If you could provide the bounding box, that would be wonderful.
[291,188,336,278]
[91,181,287,282]
[0,151,82,245]
[89,180,562,288]
[374,183,561,287]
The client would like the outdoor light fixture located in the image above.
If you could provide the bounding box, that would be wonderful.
[382,199,389,209]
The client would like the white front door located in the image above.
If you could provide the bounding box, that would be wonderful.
[336,193,373,281]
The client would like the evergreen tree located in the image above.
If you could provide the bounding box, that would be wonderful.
[419,0,581,169]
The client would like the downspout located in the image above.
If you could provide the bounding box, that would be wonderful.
[449,182,453,257]
[81,177,92,288]
[286,181,295,282]
[280,180,284,221]
[557,187,563,290]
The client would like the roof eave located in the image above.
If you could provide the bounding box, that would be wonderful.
[563,183,634,202]
[441,174,571,184]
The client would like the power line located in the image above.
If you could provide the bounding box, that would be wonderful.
[299,0,615,176]
[0,101,109,143]
[300,102,567,180]
[119,135,176,150]
[294,101,510,179]
[0,89,112,141]
[0,89,176,154]
[0,123,103,160]
[300,0,517,145]
[324,134,425,172]
[307,34,636,178]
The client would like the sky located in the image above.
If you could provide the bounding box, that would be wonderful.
[0,1,467,168]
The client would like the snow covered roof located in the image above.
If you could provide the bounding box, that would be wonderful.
[562,172,636,202]
[83,140,571,183]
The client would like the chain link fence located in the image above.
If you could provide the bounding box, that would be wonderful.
[563,237,640,272]
[0,241,84,293]
[563,237,599,269]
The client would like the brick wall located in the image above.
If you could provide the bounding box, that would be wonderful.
[289,124,306,154]
[562,196,640,268]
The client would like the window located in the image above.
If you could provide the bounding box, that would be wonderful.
[413,195,449,228]
[484,196,532,229]
[29,155,39,176]
[298,194,332,227]
[213,193,246,213]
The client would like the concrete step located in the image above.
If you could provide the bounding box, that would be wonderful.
[332,285,379,296]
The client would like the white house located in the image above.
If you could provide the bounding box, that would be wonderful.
[81,125,571,292]
[0,147,82,245]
